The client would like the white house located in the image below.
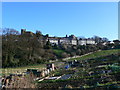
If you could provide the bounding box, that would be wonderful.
[46,35,96,46]
[59,38,70,44]
[78,39,95,45]
[86,39,95,45]
[71,39,77,45]
[59,37,77,45]
[47,37,59,45]
[78,39,87,45]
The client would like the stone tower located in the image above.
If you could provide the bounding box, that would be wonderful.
[21,29,26,35]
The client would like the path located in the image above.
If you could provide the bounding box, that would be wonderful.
[62,50,101,61]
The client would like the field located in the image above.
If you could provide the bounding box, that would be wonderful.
[69,49,120,61]
[0,64,45,76]
[53,49,65,57]
[0,61,64,76]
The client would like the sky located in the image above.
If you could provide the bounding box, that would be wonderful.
[2,2,118,40]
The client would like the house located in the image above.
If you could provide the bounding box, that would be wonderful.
[78,39,87,45]
[69,35,77,45]
[78,38,95,45]
[59,38,71,45]
[70,39,77,45]
[47,37,59,45]
[46,35,78,45]
[113,40,120,45]
[86,38,95,45]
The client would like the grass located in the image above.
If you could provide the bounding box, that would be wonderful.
[0,61,64,76]
[0,64,45,76]
[69,49,120,61]
[98,81,120,86]
[53,49,65,57]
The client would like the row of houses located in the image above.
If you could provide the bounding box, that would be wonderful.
[46,35,96,46]
[21,29,96,45]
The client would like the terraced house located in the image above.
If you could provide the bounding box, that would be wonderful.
[46,35,96,46]
[46,35,78,45]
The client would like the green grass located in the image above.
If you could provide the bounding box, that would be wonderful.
[53,49,65,57]
[0,64,45,76]
[0,61,64,76]
[53,49,65,54]
[69,49,120,61]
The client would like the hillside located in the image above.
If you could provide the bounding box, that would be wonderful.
[1,49,120,75]
[69,49,120,61]
[3,28,117,68]
[37,49,120,89]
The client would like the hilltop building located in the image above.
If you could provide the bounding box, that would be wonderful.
[21,29,34,36]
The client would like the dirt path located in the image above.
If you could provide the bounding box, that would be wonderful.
[62,50,101,61]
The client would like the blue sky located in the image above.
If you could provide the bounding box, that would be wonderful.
[2,2,118,40]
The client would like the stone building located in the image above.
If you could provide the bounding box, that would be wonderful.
[21,29,34,36]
